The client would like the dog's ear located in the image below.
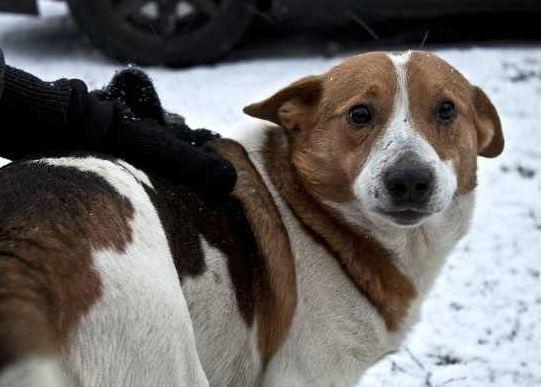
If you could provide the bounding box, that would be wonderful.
[244,76,322,131]
[472,86,504,158]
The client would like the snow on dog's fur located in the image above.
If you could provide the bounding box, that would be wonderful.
[0,51,503,387]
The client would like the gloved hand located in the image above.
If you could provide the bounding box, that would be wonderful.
[93,67,221,145]
[94,68,237,195]
[102,102,236,195]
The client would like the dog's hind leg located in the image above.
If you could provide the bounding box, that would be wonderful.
[63,247,210,387]
[0,254,70,387]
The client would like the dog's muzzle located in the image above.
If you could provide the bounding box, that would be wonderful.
[379,159,436,225]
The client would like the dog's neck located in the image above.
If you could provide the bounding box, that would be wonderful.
[256,129,416,331]
[325,186,475,297]
[244,127,474,332]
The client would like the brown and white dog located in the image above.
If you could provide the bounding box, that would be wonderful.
[0,51,503,387]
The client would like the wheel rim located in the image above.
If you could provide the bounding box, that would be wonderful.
[111,0,225,37]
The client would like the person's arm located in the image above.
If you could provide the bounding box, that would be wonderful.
[0,50,236,195]
[0,65,112,159]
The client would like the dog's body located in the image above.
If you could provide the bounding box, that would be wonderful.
[0,51,503,387]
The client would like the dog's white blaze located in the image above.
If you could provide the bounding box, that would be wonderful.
[353,52,458,226]
[37,157,209,387]
[0,356,69,387]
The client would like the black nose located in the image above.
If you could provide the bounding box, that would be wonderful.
[385,166,435,205]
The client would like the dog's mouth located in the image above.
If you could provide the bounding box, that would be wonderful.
[377,208,431,226]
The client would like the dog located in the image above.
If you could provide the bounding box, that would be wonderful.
[0,51,503,387]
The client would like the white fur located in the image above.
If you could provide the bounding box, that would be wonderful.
[0,357,69,387]
[38,157,208,387]
[116,159,154,188]
[181,238,261,386]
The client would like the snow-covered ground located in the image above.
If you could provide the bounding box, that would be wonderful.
[1,2,540,386]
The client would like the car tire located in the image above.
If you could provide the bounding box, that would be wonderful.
[67,0,255,67]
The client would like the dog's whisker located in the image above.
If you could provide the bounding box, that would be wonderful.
[347,11,380,40]
[419,29,430,49]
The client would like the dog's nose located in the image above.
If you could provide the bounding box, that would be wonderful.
[385,166,435,205]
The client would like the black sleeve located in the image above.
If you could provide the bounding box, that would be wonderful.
[0,63,113,160]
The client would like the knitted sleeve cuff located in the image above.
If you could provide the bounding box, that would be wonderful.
[2,65,73,129]
[0,65,114,149]
[64,78,114,148]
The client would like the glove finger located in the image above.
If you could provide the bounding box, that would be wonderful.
[104,68,165,124]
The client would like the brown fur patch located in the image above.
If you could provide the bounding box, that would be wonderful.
[0,159,133,367]
[246,52,398,204]
[262,130,417,331]
[407,51,504,193]
[212,139,297,365]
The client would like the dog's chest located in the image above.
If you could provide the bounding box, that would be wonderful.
[256,196,392,386]
[246,150,474,386]
[263,199,473,387]
[375,192,475,296]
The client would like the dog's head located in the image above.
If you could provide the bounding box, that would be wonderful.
[245,51,504,228]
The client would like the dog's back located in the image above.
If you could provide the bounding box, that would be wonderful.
[0,156,208,387]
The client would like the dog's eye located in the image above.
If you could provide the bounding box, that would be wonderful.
[438,101,456,122]
[348,105,373,126]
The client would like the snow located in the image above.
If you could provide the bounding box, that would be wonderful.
[1,2,540,386]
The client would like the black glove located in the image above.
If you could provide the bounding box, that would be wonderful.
[94,67,221,145]
[95,68,237,195]
[102,104,236,195]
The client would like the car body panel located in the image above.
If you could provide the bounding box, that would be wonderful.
[1,0,540,66]
[2,0,541,19]
[0,0,38,15]
[269,0,541,25]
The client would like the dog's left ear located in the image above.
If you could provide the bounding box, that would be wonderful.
[244,75,322,131]
[472,86,504,158]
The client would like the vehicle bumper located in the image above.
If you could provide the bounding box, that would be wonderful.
[0,0,38,15]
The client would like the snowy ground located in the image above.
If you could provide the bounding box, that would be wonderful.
[1,2,540,386]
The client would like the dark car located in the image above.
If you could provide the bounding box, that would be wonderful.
[1,0,540,67]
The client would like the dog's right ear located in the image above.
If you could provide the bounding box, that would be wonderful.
[243,76,322,131]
